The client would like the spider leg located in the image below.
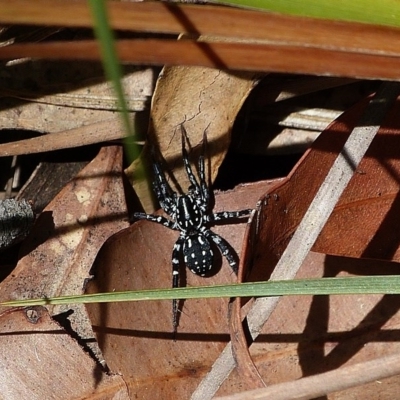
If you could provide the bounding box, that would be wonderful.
[152,155,177,216]
[198,131,210,206]
[181,126,202,192]
[172,235,185,335]
[202,229,239,274]
[212,209,253,222]
[133,213,176,230]
[181,126,211,215]
[153,177,176,216]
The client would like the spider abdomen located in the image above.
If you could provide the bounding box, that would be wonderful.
[183,233,213,276]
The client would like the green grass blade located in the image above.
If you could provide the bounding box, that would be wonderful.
[213,0,400,28]
[2,275,400,307]
[87,0,139,163]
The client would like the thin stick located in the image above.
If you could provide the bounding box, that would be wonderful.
[0,117,127,157]
[214,351,400,400]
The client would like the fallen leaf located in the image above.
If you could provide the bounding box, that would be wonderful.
[85,180,268,398]
[217,93,400,397]
[127,65,258,212]
[0,145,129,346]
[0,306,129,399]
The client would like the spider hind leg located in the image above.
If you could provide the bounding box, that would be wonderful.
[203,230,239,274]
[172,236,185,335]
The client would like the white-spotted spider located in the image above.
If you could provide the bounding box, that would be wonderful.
[134,126,253,334]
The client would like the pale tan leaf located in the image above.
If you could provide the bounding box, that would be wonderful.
[127,66,258,212]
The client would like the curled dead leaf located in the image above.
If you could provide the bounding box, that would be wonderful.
[220,92,400,398]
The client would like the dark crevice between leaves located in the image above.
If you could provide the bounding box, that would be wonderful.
[52,309,110,376]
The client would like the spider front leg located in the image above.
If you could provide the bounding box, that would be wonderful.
[181,126,211,207]
[152,155,177,216]
[133,213,176,230]
[171,236,185,335]
[212,209,253,222]
[181,127,202,192]
[198,131,210,206]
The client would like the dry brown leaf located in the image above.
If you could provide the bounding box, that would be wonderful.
[126,65,258,212]
[85,180,267,399]
[219,254,400,399]
[250,94,400,275]
[148,66,257,183]
[0,145,129,342]
[0,307,129,399]
[215,93,400,398]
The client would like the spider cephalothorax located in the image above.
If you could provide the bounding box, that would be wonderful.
[134,126,253,334]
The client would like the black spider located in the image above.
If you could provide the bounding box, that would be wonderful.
[134,126,253,334]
